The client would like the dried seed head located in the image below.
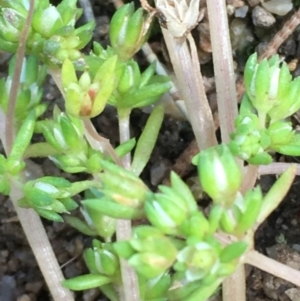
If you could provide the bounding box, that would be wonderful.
[155,0,201,38]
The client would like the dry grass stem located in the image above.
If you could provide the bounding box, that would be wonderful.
[206,0,238,143]
[0,108,74,301]
[162,28,217,149]
[259,162,300,175]
[245,250,300,287]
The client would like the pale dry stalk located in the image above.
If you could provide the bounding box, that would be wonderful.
[152,0,217,149]
[0,111,75,301]
[206,1,244,300]
[206,0,238,143]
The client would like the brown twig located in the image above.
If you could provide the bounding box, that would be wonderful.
[259,8,300,60]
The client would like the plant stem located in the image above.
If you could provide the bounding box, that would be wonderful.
[240,165,258,195]
[47,68,122,167]
[206,0,238,143]
[245,250,300,287]
[5,0,35,154]
[161,29,217,149]
[259,8,300,60]
[117,108,141,301]
[83,119,123,166]
[0,109,74,301]
[10,177,75,301]
[259,162,300,175]
[206,0,246,299]
[222,267,246,301]
[1,0,74,298]
[48,67,139,301]
[118,109,132,169]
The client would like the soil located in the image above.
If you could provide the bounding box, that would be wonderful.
[1,1,300,301]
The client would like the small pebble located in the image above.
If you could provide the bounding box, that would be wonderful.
[227,4,235,16]
[17,295,31,301]
[150,159,171,186]
[285,288,300,301]
[291,219,298,226]
[280,39,297,57]
[230,18,254,51]
[0,249,9,259]
[262,0,293,16]
[0,276,16,301]
[247,0,261,6]
[252,6,276,28]
[292,244,300,252]
[235,5,249,18]
[82,288,100,301]
[25,281,43,294]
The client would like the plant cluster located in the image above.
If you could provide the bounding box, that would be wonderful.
[230,53,300,164]
[1,1,300,301]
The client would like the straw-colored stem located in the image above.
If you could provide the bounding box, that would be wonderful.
[161,29,217,149]
[206,0,238,143]
[222,266,246,301]
[259,162,300,175]
[206,0,244,299]
[0,109,74,301]
[9,177,75,301]
[245,250,300,287]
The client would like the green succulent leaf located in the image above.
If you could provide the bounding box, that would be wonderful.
[34,208,64,222]
[131,105,164,176]
[219,242,248,263]
[62,274,111,291]
[64,215,97,236]
[82,197,145,219]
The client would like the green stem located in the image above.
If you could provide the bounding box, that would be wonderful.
[5,0,35,154]
[48,66,138,300]
[117,108,141,301]
[258,111,267,129]
[118,108,132,169]
[1,0,74,299]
